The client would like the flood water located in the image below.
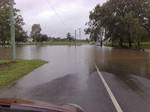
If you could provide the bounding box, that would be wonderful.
[0,45,93,86]
[0,45,150,112]
[94,47,150,77]
[0,45,150,78]
[0,45,150,88]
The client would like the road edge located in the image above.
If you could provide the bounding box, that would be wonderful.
[95,64,123,112]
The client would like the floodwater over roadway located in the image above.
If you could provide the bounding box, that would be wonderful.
[0,45,150,112]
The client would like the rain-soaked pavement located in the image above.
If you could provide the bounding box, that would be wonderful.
[0,45,150,112]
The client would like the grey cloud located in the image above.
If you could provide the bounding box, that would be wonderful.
[15,0,106,38]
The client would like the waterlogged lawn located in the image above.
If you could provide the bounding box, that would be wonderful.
[141,42,150,49]
[0,60,11,65]
[0,60,47,87]
[105,41,150,49]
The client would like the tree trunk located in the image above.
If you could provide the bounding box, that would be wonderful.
[100,37,103,47]
[2,41,5,46]
[128,37,132,48]
[112,39,113,47]
[137,41,141,49]
[119,38,123,47]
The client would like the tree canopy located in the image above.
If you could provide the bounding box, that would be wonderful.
[31,24,41,42]
[0,0,28,45]
[66,32,74,41]
[85,0,150,49]
[30,24,49,42]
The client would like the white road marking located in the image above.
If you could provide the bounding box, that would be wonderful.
[95,65,123,112]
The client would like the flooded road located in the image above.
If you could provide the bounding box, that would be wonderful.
[0,45,150,112]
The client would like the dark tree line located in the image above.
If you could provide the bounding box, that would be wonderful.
[85,0,150,49]
[0,0,28,45]
[66,32,75,41]
[30,24,49,42]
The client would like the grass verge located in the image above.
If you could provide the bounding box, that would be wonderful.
[0,60,47,87]
[105,41,150,49]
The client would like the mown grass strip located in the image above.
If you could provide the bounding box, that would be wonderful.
[0,60,47,87]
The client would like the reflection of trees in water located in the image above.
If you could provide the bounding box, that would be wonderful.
[94,47,150,94]
[95,47,150,77]
[111,69,144,94]
[16,46,44,59]
[145,53,150,78]
[0,48,11,59]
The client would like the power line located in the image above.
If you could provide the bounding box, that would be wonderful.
[75,29,77,47]
[43,0,84,38]
[44,0,66,26]
[79,28,82,40]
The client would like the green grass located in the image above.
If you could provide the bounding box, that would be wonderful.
[0,60,11,65]
[17,40,89,46]
[105,41,150,49]
[0,60,47,87]
[44,41,82,45]
[141,42,150,48]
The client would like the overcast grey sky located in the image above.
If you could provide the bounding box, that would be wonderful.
[15,0,106,38]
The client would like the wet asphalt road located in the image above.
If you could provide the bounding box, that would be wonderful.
[102,72,150,112]
[0,45,150,112]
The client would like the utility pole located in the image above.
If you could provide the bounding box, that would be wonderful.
[10,0,16,60]
[75,29,77,47]
[79,28,81,40]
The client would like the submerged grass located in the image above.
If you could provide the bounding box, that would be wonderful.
[141,42,150,49]
[0,60,11,65]
[0,60,47,87]
[105,41,150,49]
